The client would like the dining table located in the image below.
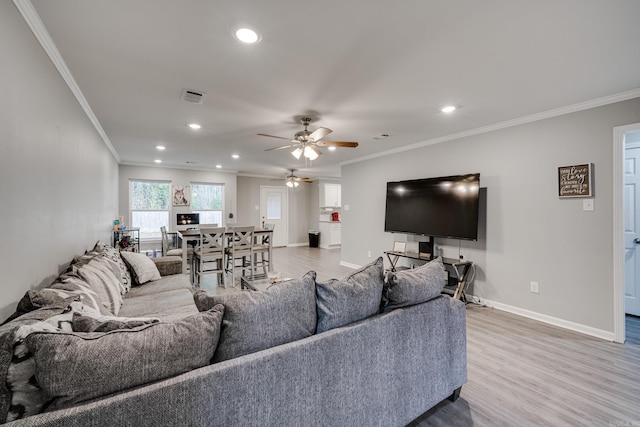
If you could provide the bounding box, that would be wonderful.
[176,227,274,275]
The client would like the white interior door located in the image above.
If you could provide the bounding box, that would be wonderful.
[624,143,640,316]
[260,186,288,247]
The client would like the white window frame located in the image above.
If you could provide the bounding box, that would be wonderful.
[129,179,171,240]
[191,182,225,227]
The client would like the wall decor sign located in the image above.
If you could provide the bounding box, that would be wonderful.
[558,164,592,198]
[172,185,190,206]
[393,241,407,253]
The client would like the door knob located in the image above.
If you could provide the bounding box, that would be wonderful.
[635,238,640,244]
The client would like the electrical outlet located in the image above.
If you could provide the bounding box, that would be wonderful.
[530,281,539,293]
[367,251,372,258]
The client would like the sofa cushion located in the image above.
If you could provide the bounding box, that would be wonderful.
[316,256,385,333]
[24,305,224,412]
[120,251,161,285]
[383,257,447,311]
[72,258,124,315]
[93,243,133,292]
[119,289,198,321]
[125,273,192,298]
[49,274,107,314]
[194,271,317,363]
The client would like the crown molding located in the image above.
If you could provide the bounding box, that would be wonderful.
[13,0,120,163]
[342,88,640,167]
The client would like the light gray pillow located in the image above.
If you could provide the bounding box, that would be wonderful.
[316,257,384,333]
[120,251,161,285]
[194,271,317,363]
[72,258,124,315]
[24,305,224,411]
[71,311,159,332]
[383,257,447,311]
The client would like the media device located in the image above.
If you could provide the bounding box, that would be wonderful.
[384,173,480,240]
[177,213,199,226]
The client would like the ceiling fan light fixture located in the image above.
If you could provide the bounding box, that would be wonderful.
[291,147,303,159]
[304,145,319,160]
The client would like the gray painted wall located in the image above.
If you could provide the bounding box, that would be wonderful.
[237,176,313,245]
[118,165,237,229]
[0,1,119,321]
[341,97,640,334]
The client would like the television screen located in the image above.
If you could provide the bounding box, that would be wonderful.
[177,213,200,226]
[384,174,480,240]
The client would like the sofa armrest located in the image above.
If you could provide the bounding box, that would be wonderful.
[152,256,183,276]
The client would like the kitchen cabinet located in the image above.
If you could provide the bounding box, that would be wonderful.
[320,183,341,208]
[319,222,341,248]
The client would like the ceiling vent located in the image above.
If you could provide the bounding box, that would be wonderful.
[180,88,206,105]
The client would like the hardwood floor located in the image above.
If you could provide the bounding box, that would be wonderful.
[197,247,640,426]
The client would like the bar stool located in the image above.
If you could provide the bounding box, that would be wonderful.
[225,226,254,286]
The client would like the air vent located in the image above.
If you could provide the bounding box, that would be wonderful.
[372,133,390,140]
[180,88,206,104]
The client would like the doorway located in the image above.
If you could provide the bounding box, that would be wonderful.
[614,122,640,343]
[260,186,288,247]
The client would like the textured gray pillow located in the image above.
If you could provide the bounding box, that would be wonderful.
[383,257,447,311]
[194,271,317,363]
[72,258,124,315]
[316,257,384,333]
[119,251,161,285]
[24,305,224,411]
[71,311,159,332]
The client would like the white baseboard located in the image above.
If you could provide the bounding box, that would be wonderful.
[474,297,615,342]
[339,260,360,269]
[286,243,308,247]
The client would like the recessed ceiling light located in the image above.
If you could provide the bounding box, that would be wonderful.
[188,123,201,130]
[235,28,261,44]
[215,164,222,169]
[154,159,162,164]
[156,145,166,151]
[231,154,240,159]
[328,146,337,151]
[441,106,457,113]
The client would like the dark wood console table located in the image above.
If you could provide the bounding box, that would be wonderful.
[384,251,473,302]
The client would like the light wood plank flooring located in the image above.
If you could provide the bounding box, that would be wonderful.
[197,247,640,426]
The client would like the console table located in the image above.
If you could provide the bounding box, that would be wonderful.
[384,251,473,302]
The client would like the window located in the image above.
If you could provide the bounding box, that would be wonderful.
[129,180,170,239]
[191,182,224,226]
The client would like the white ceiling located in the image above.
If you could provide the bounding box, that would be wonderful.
[26,0,640,179]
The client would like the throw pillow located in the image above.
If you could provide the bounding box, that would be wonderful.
[24,305,224,411]
[120,251,161,285]
[72,258,124,315]
[316,256,385,333]
[50,273,108,314]
[93,243,133,292]
[383,257,447,311]
[0,302,79,423]
[71,311,159,332]
[194,271,317,363]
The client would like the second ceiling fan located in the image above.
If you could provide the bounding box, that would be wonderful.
[260,117,358,160]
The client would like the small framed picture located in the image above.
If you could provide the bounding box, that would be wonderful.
[172,185,190,206]
[393,241,407,253]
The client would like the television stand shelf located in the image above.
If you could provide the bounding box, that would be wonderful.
[384,251,473,302]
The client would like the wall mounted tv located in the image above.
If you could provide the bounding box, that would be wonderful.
[384,173,480,240]
[177,213,199,226]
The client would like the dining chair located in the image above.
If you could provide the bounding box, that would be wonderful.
[193,227,227,287]
[253,223,274,275]
[161,226,183,256]
[225,226,255,286]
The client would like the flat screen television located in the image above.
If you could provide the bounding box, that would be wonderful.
[177,213,199,226]
[384,173,480,240]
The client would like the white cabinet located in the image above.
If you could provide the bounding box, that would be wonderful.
[319,222,341,248]
[320,183,341,208]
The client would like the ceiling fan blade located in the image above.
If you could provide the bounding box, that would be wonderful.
[257,133,296,142]
[265,144,298,151]
[315,141,359,148]
[298,178,313,183]
[310,145,323,156]
[308,127,332,141]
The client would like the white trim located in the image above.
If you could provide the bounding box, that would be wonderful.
[342,89,640,167]
[13,0,120,163]
[339,260,360,269]
[613,122,640,344]
[287,242,308,247]
[475,297,615,342]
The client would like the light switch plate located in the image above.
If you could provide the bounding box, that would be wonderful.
[344,204,350,211]
[583,199,594,211]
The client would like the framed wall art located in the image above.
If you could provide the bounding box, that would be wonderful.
[172,185,190,206]
[558,164,593,198]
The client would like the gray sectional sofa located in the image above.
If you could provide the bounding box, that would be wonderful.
[1,245,466,427]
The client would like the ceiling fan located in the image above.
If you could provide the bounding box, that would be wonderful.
[273,169,313,188]
[260,117,358,160]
